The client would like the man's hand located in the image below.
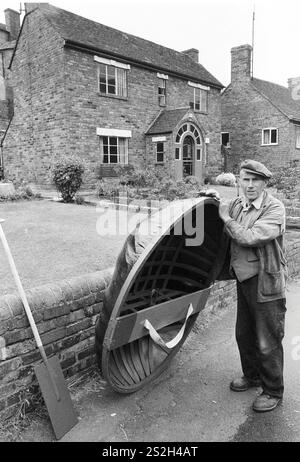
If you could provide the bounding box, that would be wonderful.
[218,199,231,223]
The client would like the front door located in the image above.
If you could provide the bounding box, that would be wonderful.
[182,135,194,177]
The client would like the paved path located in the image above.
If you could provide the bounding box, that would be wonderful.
[6,279,300,442]
[59,279,300,443]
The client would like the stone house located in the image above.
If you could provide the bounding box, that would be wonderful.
[1,3,224,187]
[221,44,300,173]
[0,8,20,178]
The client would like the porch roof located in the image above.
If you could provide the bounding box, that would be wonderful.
[146,108,190,135]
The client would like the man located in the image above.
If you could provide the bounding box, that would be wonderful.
[218,159,287,413]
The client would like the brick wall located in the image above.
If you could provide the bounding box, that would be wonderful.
[0,268,113,421]
[0,230,299,422]
[2,9,68,184]
[2,8,222,186]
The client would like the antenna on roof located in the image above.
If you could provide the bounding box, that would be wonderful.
[251,3,255,79]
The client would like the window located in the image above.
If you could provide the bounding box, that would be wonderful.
[156,142,165,163]
[98,63,127,97]
[221,132,230,147]
[189,88,208,112]
[100,137,128,164]
[158,78,166,106]
[262,128,278,145]
[296,126,300,149]
[175,123,202,162]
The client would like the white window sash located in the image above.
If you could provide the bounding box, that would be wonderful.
[261,128,278,145]
[99,136,128,165]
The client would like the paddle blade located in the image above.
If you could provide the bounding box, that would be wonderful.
[34,356,78,440]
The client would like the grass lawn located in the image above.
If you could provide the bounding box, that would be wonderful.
[0,199,132,296]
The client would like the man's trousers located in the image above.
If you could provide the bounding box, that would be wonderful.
[236,275,286,398]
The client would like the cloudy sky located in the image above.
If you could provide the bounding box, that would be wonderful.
[1,0,299,87]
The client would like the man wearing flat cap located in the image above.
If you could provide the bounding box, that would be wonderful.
[218,159,287,413]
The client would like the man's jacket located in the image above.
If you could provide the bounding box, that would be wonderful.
[218,191,287,302]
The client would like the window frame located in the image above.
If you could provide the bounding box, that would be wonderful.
[295,125,300,149]
[156,141,165,164]
[221,132,230,147]
[261,127,278,146]
[99,136,129,165]
[188,81,209,113]
[158,78,166,106]
[98,64,127,98]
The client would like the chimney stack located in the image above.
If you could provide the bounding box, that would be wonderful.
[231,44,252,83]
[182,48,199,63]
[287,77,300,101]
[4,8,20,41]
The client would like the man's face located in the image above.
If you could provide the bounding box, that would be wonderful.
[239,170,266,202]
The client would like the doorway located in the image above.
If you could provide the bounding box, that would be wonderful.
[182,135,194,177]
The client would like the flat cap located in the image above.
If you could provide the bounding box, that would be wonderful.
[240,159,272,179]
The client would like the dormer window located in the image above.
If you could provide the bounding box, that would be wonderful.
[94,56,130,98]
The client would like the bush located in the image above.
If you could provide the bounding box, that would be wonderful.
[267,160,300,199]
[51,156,84,203]
[96,164,205,201]
[215,172,237,187]
[97,178,121,198]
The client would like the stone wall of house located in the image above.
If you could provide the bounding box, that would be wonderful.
[0,229,300,422]
[1,9,68,184]
[221,81,293,173]
[2,7,222,186]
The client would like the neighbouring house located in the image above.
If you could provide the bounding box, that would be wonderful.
[221,44,300,173]
[1,2,224,187]
[0,8,20,178]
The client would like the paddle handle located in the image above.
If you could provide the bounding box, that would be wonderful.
[0,221,60,401]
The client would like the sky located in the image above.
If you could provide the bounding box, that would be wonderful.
[1,0,299,88]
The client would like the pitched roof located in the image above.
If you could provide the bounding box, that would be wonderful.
[252,77,300,122]
[146,108,189,135]
[25,3,223,88]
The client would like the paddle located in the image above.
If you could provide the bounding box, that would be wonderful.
[0,218,78,440]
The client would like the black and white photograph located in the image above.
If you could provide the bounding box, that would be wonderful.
[0,0,300,446]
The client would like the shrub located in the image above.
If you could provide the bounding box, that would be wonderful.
[51,156,84,203]
[267,160,300,199]
[215,172,237,187]
[97,178,121,198]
